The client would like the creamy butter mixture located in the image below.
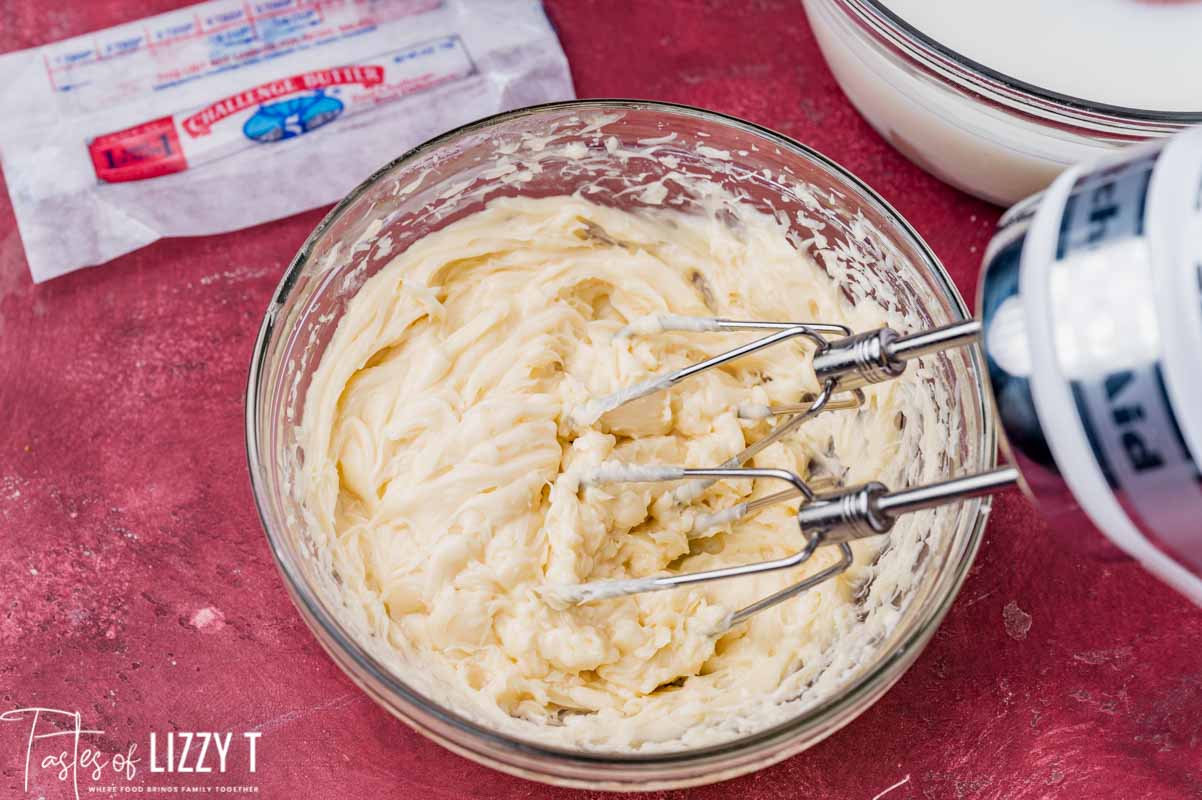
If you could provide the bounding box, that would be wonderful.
[298,194,943,749]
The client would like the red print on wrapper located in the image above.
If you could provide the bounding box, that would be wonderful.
[181,66,384,137]
[88,116,187,183]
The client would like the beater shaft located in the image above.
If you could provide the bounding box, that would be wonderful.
[813,319,983,391]
[878,464,1016,514]
[888,319,982,362]
[795,466,1019,542]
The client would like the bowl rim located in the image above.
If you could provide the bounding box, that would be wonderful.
[245,98,997,779]
[844,0,1202,123]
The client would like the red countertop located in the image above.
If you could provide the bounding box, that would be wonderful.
[2,2,1200,798]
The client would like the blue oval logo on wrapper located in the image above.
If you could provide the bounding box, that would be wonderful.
[241,89,344,143]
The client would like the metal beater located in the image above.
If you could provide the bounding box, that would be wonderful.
[552,125,1202,620]
[555,314,1019,628]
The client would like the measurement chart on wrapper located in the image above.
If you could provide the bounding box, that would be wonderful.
[41,0,442,101]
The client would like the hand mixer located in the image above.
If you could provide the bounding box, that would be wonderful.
[553,125,1202,624]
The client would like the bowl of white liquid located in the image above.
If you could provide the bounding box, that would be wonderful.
[803,0,1202,205]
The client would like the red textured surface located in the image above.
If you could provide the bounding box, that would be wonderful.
[1,2,1200,798]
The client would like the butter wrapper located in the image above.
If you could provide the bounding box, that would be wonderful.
[0,0,574,282]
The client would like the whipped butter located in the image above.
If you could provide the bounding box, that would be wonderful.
[297,192,948,750]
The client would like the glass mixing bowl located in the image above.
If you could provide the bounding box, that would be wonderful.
[246,100,997,789]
